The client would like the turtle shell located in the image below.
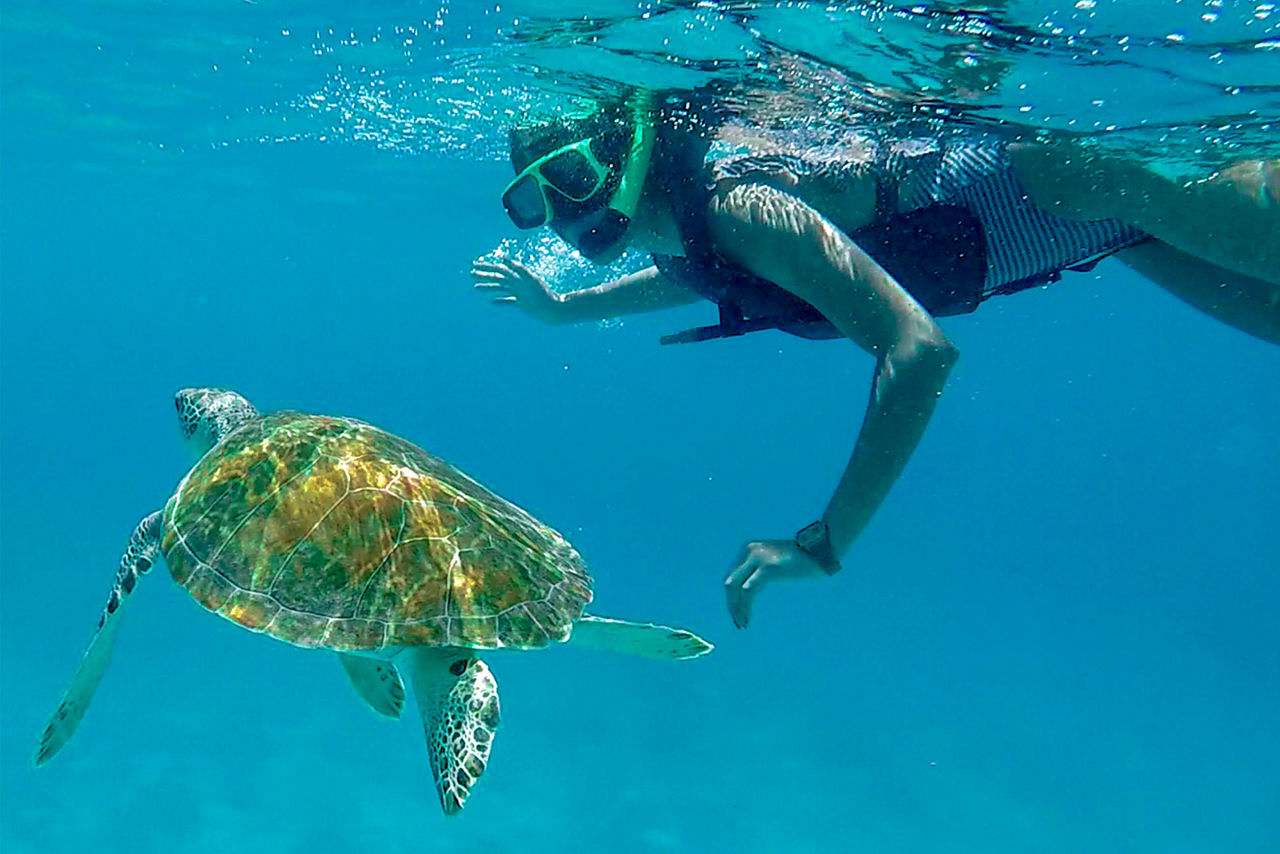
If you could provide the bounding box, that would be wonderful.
[160,412,592,652]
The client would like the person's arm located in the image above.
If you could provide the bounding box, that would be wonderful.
[557,266,702,322]
[713,181,958,627]
[470,259,699,325]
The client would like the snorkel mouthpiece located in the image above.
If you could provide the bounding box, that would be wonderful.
[575,208,633,262]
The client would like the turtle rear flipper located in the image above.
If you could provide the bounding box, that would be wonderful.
[569,615,713,660]
[338,654,405,718]
[35,511,163,766]
[404,649,500,815]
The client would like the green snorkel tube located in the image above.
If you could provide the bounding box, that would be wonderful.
[574,90,657,262]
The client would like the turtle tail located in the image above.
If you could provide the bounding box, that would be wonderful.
[34,510,163,766]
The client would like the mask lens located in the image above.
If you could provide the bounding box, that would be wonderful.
[501,174,550,229]
[540,147,606,200]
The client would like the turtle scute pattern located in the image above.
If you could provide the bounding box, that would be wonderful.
[161,413,592,652]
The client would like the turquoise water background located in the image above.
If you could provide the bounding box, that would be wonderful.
[2,2,1278,852]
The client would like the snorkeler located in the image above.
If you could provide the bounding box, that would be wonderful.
[469,90,1280,629]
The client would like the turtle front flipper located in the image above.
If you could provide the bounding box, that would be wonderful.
[35,510,163,766]
[569,615,713,660]
[404,648,501,815]
[337,654,405,719]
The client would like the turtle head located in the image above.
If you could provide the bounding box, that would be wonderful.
[175,388,258,454]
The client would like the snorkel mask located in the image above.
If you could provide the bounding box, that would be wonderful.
[502,91,656,263]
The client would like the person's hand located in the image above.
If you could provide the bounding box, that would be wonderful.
[724,539,827,629]
[469,257,565,325]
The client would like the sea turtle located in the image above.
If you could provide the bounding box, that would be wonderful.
[36,388,712,814]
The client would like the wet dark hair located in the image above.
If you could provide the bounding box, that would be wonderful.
[508,101,631,174]
[505,87,728,228]
[507,86,728,172]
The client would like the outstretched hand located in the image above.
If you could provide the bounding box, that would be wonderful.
[724,539,828,629]
[469,257,565,325]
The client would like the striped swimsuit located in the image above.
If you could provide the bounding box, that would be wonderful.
[881,138,1146,291]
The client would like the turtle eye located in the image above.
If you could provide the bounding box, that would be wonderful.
[449,659,469,676]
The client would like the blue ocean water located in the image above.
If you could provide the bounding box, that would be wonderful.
[2,2,1278,852]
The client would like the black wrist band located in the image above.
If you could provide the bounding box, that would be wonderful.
[795,520,841,575]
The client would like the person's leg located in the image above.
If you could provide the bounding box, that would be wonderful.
[1010,143,1279,284]
[1117,239,1280,346]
